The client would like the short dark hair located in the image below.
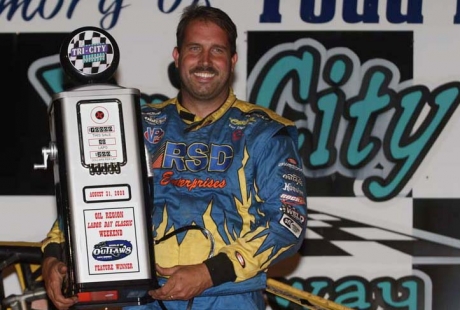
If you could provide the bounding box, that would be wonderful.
[176,4,237,55]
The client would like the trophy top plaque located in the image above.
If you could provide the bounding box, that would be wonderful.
[60,26,120,84]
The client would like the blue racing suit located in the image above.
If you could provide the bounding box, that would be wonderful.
[134,89,308,309]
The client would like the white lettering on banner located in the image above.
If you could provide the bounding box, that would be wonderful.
[88,44,107,53]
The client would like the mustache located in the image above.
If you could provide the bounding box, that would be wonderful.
[190,66,218,75]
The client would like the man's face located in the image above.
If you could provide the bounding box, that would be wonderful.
[173,20,237,103]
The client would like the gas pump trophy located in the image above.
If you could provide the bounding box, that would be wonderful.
[34,27,158,308]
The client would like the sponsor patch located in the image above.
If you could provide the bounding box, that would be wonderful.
[246,111,271,121]
[282,204,306,224]
[144,127,164,144]
[278,161,302,172]
[144,115,166,126]
[280,214,302,238]
[282,182,304,195]
[282,173,303,186]
[92,240,133,261]
[280,193,306,205]
[142,110,162,117]
[232,129,243,141]
[230,117,256,127]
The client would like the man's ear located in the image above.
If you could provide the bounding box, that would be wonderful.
[231,53,238,72]
[173,47,180,68]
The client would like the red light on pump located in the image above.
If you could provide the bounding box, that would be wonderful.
[78,290,118,302]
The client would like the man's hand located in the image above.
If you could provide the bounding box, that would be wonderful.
[42,257,78,310]
[149,263,213,301]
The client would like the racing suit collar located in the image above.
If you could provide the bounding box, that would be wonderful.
[175,89,237,131]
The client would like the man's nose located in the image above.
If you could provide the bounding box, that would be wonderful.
[199,50,211,66]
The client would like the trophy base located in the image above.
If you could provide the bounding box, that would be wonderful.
[69,279,157,309]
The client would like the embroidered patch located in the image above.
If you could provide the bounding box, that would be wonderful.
[282,173,303,186]
[232,129,243,141]
[282,182,304,196]
[282,204,306,224]
[144,127,164,144]
[145,116,166,126]
[280,193,306,205]
[280,214,302,238]
[278,160,302,172]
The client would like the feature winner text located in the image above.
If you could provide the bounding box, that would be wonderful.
[94,262,133,272]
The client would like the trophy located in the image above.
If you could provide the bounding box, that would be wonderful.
[34,26,158,308]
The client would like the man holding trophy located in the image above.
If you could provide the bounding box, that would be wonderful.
[41,4,307,310]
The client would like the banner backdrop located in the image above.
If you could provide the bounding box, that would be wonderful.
[2,1,460,309]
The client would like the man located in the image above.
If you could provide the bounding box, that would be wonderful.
[42,4,307,310]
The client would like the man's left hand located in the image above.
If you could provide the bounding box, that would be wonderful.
[149,263,213,301]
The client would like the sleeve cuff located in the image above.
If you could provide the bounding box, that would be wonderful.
[203,252,236,286]
[42,242,63,261]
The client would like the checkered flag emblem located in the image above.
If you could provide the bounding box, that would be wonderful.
[67,30,115,75]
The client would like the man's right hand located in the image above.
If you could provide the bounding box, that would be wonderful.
[42,257,78,310]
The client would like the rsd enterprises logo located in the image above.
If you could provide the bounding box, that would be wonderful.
[92,240,133,261]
